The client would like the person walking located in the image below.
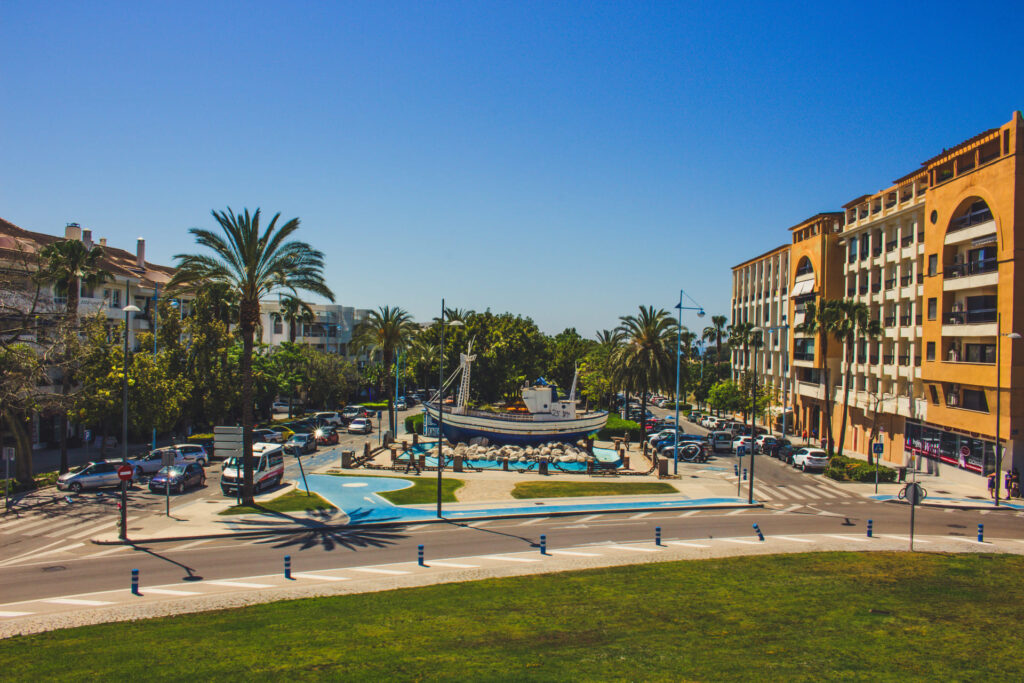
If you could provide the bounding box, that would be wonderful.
[988,472,997,498]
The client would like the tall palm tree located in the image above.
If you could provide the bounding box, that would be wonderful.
[612,307,677,448]
[703,315,728,363]
[727,322,755,421]
[38,239,110,473]
[274,295,314,343]
[406,334,440,393]
[352,306,418,433]
[833,300,882,459]
[169,208,333,505]
[794,299,840,453]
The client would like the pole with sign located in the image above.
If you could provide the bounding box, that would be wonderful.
[214,426,244,505]
[3,446,14,510]
[873,441,884,493]
[899,481,926,551]
[117,463,133,539]
[377,411,382,445]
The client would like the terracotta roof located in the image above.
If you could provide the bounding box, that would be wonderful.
[786,212,844,232]
[731,243,790,271]
[841,194,872,210]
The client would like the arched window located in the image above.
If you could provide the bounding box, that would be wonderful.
[795,257,814,277]
[949,198,993,233]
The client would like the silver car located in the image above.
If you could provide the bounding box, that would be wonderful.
[173,444,209,466]
[56,461,124,493]
[126,449,186,479]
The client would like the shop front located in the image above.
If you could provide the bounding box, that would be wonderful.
[904,420,997,475]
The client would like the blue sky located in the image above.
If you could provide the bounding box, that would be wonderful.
[3,1,1022,336]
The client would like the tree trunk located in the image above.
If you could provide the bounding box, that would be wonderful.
[240,299,257,506]
[820,335,833,453]
[4,411,34,485]
[837,341,853,458]
[384,349,395,438]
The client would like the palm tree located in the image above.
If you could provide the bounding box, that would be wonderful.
[38,239,110,473]
[833,300,882,459]
[612,307,677,449]
[794,299,840,453]
[727,322,755,421]
[352,306,418,434]
[169,208,333,505]
[703,315,728,363]
[274,295,314,343]
[406,334,440,393]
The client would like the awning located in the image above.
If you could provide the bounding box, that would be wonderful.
[790,279,815,297]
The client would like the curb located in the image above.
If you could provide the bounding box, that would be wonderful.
[881,499,1023,511]
[90,501,764,545]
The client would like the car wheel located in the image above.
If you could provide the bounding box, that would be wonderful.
[801,464,807,472]
[69,482,82,493]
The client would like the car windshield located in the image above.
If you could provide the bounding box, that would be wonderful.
[158,466,184,476]
[69,463,93,474]
[224,457,241,468]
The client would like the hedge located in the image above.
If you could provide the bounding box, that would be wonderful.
[824,454,896,483]
[596,414,644,442]
[405,413,424,435]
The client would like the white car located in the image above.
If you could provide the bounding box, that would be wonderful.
[252,428,282,443]
[791,447,829,472]
[313,412,343,426]
[347,418,373,434]
[732,436,752,454]
[127,449,186,479]
[173,444,209,467]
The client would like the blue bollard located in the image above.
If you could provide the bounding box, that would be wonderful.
[131,568,139,595]
[734,464,739,476]
[753,523,764,541]
[540,534,547,555]
[284,555,292,580]
[655,526,662,546]
[978,524,984,543]
[418,544,425,566]
[743,468,748,481]
[867,519,873,538]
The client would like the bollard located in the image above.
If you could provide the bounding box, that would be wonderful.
[655,526,662,546]
[753,523,764,541]
[284,555,292,580]
[743,468,748,481]
[131,568,140,595]
[539,534,547,555]
[734,464,739,476]
[418,544,425,566]
[867,519,873,538]
[978,523,984,543]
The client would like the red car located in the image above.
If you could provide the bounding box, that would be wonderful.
[315,426,339,445]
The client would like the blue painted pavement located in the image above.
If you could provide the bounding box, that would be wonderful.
[304,474,754,525]
[870,494,1024,509]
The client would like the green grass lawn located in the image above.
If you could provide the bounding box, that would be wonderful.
[3,553,1022,680]
[326,472,464,504]
[218,489,336,516]
[511,480,678,498]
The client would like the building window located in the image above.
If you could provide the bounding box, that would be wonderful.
[928,385,939,404]
[928,254,937,276]
[273,319,283,334]
[962,389,989,412]
[964,343,996,364]
[927,298,936,320]
[926,342,935,361]
[111,290,121,308]
[794,338,815,361]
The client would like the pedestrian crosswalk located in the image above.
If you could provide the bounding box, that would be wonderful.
[744,483,862,503]
[0,512,117,540]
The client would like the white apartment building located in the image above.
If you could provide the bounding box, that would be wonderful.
[258,301,373,361]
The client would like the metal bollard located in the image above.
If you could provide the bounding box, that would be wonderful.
[540,534,547,555]
[284,555,292,580]
[655,526,662,546]
[753,523,764,541]
[743,468,748,481]
[418,544,425,566]
[131,568,139,595]
[733,464,739,476]
[867,519,873,538]
[977,524,984,543]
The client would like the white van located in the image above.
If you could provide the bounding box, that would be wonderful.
[221,443,285,496]
[710,431,734,453]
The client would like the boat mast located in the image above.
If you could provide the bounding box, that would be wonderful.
[568,362,579,402]
[455,340,476,411]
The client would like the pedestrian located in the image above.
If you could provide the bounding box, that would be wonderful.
[1012,468,1021,498]
[1006,470,1014,498]
[802,429,808,443]
[988,472,997,498]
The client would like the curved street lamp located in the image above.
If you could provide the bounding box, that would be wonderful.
[673,290,705,474]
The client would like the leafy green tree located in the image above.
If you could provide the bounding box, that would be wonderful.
[352,306,417,432]
[612,306,677,442]
[302,346,359,409]
[72,316,124,458]
[127,331,192,439]
[702,315,729,365]
[38,238,111,472]
[170,207,333,505]
[707,379,745,415]
[546,328,595,392]
[271,342,307,417]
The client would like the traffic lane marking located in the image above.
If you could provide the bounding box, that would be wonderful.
[0,610,33,617]
[603,545,660,553]
[718,538,762,545]
[423,561,480,568]
[42,598,113,606]
[479,555,541,563]
[348,567,409,576]
[139,588,201,596]
[206,580,274,588]
[0,541,84,567]
[290,573,349,581]
[769,536,815,543]
[546,550,600,557]
[665,541,710,548]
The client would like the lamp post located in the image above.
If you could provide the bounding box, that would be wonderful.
[674,290,705,474]
[748,326,765,505]
[435,300,463,517]
[120,304,141,540]
[994,313,1021,507]
[762,320,789,438]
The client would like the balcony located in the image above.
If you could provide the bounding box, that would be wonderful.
[883,354,894,365]
[872,247,882,257]
[793,351,815,362]
[918,231,925,241]
[900,274,912,286]
[945,309,997,325]
[915,356,921,366]
[886,240,898,252]
[945,258,997,278]
[916,315,922,325]
[885,278,896,290]
[901,235,913,247]
[869,356,879,365]
[871,283,881,293]
[859,285,869,295]
[898,355,911,366]
[860,251,870,261]
[948,205,994,233]
[899,315,911,326]
[857,354,867,364]
[916,273,924,284]
[884,316,896,327]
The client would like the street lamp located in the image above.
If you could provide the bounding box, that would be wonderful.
[748,326,765,505]
[762,319,789,438]
[120,304,141,539]
[673,289,705,474]
[994,313,1021,507]
[436,300,463,518]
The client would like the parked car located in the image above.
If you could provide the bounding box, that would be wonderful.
[342,405,366,422]
[173,444,210,466]
[709,431,734,453]
[315,426,339,446]
[149,463,206,494]
[791,447,829,471]
[663,442,708,462]
[347,417,373,434]
[267,425,294,440]
[127,448,186,479]
[657,434,706,455]
[394,398,408,411]
[271,401,291,413]
[222,444,285,495]
[754,435,777,454]
[648,429,678,446]
[285,433,318,455]
[252,428,282,443]
[313,412,343,426]
[56,461,125,493]
[732,436,752,454]
[775,439,795,462]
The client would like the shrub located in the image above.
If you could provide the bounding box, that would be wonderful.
[188,432,215,441]
[824,455,895,482]
[356,401,388,411]
[597,414,644,442]
[405,414,424,435]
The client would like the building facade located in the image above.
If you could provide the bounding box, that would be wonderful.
[730,111,1024,478]
[258,301,373,362]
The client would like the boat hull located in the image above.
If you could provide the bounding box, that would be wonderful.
[423,404,608,446]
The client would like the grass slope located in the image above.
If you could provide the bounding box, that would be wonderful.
[3,553,1021,680]
[511,481,678,498]
[326,472,464,504]
[219,489,335,516]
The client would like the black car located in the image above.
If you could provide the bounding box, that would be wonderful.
[149,463,206,494]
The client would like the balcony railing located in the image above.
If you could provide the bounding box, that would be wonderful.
[949,205,993,232]
[884,316,896,327]
[944,258,998,278]
[869,356,880,365]
[918,231,925,241]
[916,273,924,284]
[860,250,869,261]
[859,285,869,295]
[886,240,898,252]
[899,315,912,326]
[901,192,912,203]
[847,286,855,296]
[900,274,912,286]
[883,354,894,365]
[872,247,882,257]
[857,354,867,364]
[871,283,881,293]
[885,278,896,290]
[916,314,922,325]
[901,235,913,247]
[793,351,815,362]
[898,355,911,366]
[945,309,998,325]
[946,394,960,407]
[914,356,922,366]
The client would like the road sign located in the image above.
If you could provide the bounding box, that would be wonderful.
[117,464,134,481]
[873,442,884,454]
[2,446,13,462]
[960,445,971,457]
[905,482,925,505]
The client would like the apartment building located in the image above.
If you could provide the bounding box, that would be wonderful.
[730,111,1024,478]
[730,245,792,424]
[258,301,372,361]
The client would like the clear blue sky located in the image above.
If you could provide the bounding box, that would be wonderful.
[3,1,1021,336]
